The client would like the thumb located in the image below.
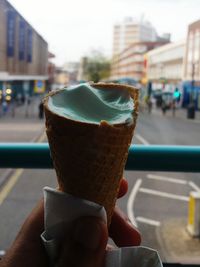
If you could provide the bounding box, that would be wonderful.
[57,217,108,267]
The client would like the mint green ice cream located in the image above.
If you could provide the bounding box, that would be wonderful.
[48,83,134,125]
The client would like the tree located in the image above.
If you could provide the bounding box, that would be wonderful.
[83,51,111,82]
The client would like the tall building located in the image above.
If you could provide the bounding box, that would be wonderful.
[183,20,200,81]
[112,17,169,57]
[0,0,48,97]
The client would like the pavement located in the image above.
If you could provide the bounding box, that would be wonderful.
[157,218,200,264]
[0,95,43,123]
[0,95,45,143]
[151,106,200,122]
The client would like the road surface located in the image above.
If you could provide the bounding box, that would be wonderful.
[0,108,200,262]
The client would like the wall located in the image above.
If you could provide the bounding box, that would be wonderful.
[0,0,48,76]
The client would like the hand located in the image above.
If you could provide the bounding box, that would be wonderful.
[0,179,141,267]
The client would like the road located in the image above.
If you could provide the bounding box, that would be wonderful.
[0,108,200,262]
[122,110,200,261]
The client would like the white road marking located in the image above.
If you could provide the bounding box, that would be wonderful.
[139,187,189,201]
[0,131,46,206]
[188,181,200,192]
[135,134,150,145]
[147,174,187,184]
[127,179,142,227]
[0,169,23,206]
[136,216,161,227]
[147,174,200,192]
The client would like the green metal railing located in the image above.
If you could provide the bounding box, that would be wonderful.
[0,143,200,172]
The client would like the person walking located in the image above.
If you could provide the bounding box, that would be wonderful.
[38,101,44,119]
[161,97,167,115]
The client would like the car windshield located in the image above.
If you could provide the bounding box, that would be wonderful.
[0,0,200,265]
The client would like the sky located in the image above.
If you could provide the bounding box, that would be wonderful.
[9,0,200,66]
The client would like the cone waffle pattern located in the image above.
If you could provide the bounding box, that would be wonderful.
[43,82,139,225]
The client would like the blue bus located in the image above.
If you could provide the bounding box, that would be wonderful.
[182,81,200,110]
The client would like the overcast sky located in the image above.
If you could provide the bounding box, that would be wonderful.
[9,0,200,66]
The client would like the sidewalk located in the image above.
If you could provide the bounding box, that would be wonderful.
[152,106,200,122]
[0,95,42,122]
[157,218,200,264]
[0,96,45,141]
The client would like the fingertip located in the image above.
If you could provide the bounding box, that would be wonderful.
[118,178,128,198]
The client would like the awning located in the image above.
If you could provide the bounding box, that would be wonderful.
[0,72,49,81]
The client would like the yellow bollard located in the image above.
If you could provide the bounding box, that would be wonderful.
[187,191,200,237]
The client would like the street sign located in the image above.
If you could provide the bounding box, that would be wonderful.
[34,80,45,93]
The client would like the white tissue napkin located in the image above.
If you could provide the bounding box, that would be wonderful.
[41,187,162,267]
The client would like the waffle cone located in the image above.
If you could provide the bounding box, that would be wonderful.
[43,82,139,225]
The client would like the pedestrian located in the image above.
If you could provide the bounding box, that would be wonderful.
[161,98,167,115]
[38,101,44,119]
[10,100,16,118]
[0,178,141,267]
[147,97,152,114]
[172,99,176,117]
[2,101,8,116]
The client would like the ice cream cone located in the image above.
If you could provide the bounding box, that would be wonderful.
[43,82,139,225]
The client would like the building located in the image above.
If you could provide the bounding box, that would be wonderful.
[0,0,48,98]
[62,61,79,84]
[48,52,56,90]
[53,67,69,89]
[113,17,170,57]
[111,41,169,82]
[183,20,200,81]
[182,20,200,109]
[77,57,88,82]
[144,19,200,110]
[146,40,186,88]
